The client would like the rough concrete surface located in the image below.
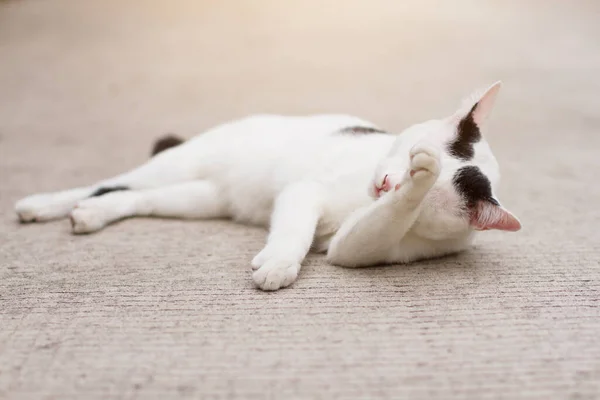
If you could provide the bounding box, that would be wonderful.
[1,0,599,399]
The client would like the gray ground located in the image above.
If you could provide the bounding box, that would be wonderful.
[1,0,599,399]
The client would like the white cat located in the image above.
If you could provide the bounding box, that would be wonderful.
[14,82,521,290]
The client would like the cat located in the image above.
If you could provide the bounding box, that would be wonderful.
[14,82,521,291]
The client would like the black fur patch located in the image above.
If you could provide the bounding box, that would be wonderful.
[151,134,184,156]
[338,126,387,134]
[448,103,481,160]
[90,186,129,198]
[452,166,498,207]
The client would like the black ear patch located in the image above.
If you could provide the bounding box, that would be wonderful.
[151,134,185,156]
[452,166,498,207]
[448,103,481,160]
[338,126,387,134]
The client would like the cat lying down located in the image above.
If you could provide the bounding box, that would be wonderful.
[15,82,520,291]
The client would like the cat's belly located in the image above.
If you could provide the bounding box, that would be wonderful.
[221,171,373,239]
[202,121,389,231]
[313,180,375,252]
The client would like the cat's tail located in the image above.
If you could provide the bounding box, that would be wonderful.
[151,134,185,157]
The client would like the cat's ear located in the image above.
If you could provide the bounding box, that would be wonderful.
[470,200,521,232]
[458,81,502,126]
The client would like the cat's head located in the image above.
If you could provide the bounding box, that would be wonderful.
[375,82,521,237]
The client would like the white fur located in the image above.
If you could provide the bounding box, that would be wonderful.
[15,83,517,291]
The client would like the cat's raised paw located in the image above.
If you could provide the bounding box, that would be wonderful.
[252,258,300,291]
[409,142,441,181]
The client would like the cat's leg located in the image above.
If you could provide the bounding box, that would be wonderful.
[251,181,323,291]
[69,180,226,233]
[15,146,197,223]
[15,187,100,223]
[327,142,441,267]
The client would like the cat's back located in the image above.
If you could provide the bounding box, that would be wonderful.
[186,113,394,178]
[226,113,393,175]
[192,113,381,143]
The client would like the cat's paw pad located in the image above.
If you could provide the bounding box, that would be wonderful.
[69,199,112,234]
[15,193,68,222]
[409,142,441,181]
[252,258,300,291]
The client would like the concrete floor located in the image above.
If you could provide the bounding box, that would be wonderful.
[1,0,599,398]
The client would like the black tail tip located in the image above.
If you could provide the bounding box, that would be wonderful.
[151,134,185,156]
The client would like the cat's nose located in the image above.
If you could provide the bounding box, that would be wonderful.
[380,174,391,192]
[372,174,392,198]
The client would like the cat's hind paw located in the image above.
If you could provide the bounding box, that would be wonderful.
[15,193,74,222]
[69,204,110,234]
[69,195,129,234]
[252,258,300,291]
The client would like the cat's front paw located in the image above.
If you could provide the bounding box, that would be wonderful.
[252,258,300,291]
[408,142,441,182]
[396,142,441,204]
[370,142,441,199]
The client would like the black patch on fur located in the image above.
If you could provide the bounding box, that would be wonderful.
[151,134,184,156]
[338,126,387,134]
[452,166,498,207]
[90,186,129,198]
[448,103,481,160]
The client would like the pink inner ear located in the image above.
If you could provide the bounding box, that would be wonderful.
[470,201,521,232]
[471,81,501,126]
